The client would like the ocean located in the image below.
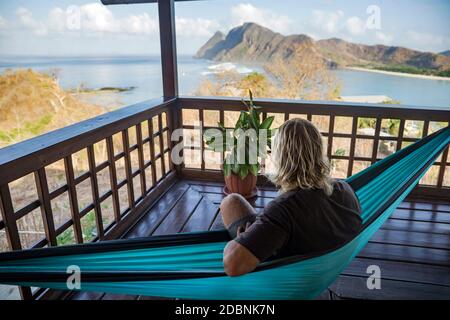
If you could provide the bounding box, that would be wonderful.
[1,55,449,109]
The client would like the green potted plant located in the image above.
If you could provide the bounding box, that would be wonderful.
[204,90,274,198]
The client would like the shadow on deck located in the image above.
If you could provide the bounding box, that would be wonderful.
[66,178,450,300]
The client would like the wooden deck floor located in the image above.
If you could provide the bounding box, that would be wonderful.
[68,179,450,300]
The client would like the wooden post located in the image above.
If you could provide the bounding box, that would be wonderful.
[158,0,178,100]
[0,184,33,300]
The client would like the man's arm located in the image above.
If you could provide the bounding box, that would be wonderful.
[223,240,260,277]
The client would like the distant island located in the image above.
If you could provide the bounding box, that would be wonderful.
[195,23,450,78]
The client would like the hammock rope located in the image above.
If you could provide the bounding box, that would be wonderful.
[0,126,449,300]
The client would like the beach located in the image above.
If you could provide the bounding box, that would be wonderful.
[345,67,450,81]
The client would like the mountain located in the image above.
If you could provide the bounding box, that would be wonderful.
[440,50,450,57]
[195,23,319,64]
[196,23,450,73]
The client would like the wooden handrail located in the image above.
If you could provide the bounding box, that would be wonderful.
[0,98,176,184]
[178,96,450,120]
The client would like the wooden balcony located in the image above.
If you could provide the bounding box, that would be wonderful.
[0,96,449,300]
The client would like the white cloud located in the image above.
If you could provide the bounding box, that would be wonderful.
[375,31,394,45]
[230,3,292,34]
[0,15,7,30]
[12,3,218,38]
[406,31,450,51]
[311,10,344,34]
[16,7,47,36]
[176,17,220,37]
[345,16,366,36]
[122,13,158,35]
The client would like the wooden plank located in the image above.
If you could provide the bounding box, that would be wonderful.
[327,115,335,160]
[391,208,450,224]
[399,200,450,213]
[34,168,57,246]
[101,293,138,300]
[64,156,83,243]
[124,181,189,238]
[347,117,358,177]
[106,136,121,223]
[158,114,167,175]
[396,119,406,151]
[199,109,205,171]
[341,257,450,286]
[357,242,449,266]
[136,123,147,195]
[147,119,158,186]
[70,292,105,300]
[152,187,203,236]
[437,146,448,188]
[330,274,450,300]
[122,130,135,209]
[181,197,219,232]
[370,229,450,250]
[87,145,104,239]
[380,219,449,235]
[158,0,178,99]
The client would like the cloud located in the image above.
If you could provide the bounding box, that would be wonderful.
[406,31,450,51]
[176,17,220,37]
[345,16,366,35]
[311,10,344,34]
[12,3,218,38]
[16,7,47,36]
[230,3,292,34]
[375,31,394,45]
[0,15,7,30]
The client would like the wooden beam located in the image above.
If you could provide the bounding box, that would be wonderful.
[158,0,179,100]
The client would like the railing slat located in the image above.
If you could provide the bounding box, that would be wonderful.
[199,109,205,171]
[34,168,57,246]
[122,129,135,209]
[327,115,335,161]
[87,145,104,239]
[371,117,382,164]
[106,136,121,222]
[396,119,406,151]
[437,146,449,188]
[347,117,358,177]
[158,114,167,175]
[136,123,147,195]
[64,156,83,244]
[147,119,158,186]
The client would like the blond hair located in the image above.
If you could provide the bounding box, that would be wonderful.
[269,118,333,195]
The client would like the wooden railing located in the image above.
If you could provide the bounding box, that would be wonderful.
[0,98,177,299]
[177,96,450,199]
[0,96,449,300]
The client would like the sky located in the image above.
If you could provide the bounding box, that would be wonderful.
[0,0,449,56]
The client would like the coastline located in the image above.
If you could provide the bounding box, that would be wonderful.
[344,67,450,81]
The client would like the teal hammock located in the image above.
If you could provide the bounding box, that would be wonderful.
[0,126,449,300]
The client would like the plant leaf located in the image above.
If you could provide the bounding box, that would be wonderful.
[223,163,231,177]
[249,164,258,176]
[239,165,249,179]
[260,116,274,130]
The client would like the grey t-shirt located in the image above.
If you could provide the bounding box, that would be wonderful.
[235,180,362,262]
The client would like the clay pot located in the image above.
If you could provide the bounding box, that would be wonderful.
[224,173,257,198]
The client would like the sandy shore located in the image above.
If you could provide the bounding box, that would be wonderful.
[345,67,450,81]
